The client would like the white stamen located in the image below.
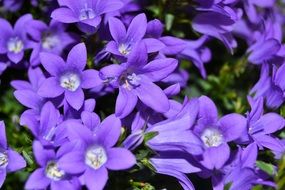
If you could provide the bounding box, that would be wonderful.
[60,73,81,91]
[118,44,131,55]
[0,152,8,168]
[85,146,107,170]
[45,162,65,181]
[201,128,223,147]
[7,37,24,53]
[42,34,60,50]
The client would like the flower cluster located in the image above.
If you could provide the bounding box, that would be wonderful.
[0,0,285,190]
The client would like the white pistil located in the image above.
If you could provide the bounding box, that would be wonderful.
[45,162,65,181]
[60,73,81,91]
[85,146,107,170]
[201,128,223,147]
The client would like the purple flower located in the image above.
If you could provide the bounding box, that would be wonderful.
[150,155,200,190]
[51,0,123,33]
[27,19,77,66]
[147,98,203,155]
[21,102,66,147]
[0,121,26,188]
[192,3,241,52]
[107,13,165,57]
[193,96,247,170]
[238,97,285,153]
[25,141,80,190]
[2,0,23,12]
[38,43,101,110]
[57,114,136,190]
[100,43,177,118]
[0,14,34,63]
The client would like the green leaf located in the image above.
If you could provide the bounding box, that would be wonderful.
[256,161,276,176]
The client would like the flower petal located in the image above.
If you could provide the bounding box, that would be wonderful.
[51,8,79,23]
[38,77,64,98]
[106,148,136,170]
[65,88,84,110]
[115,87,138,118]
[84,167,108,190]
[40,52,65,76]
[67,43,87,71]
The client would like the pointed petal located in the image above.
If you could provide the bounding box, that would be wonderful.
[81,69,102,89]
[115,87,138,118]
[106,148,136,170]
[40,52,65,76]
[218,113,247,142]
[67,43,87,71]
[84,167,108,190]
[108,17,126,43]
[0,121,7,149]
[135,80,170,113]
[65,88,84,110]
[142,58,178,82]
[6,149,26,172]
[126,13,147,42]
[97,114,121,147]
[25,169,50,189]
[38,77,64,98]
[51,8,79,23]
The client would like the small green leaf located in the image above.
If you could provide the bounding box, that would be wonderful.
[165,14,175,31]
[144,131,158,142]
[256,161,276,176]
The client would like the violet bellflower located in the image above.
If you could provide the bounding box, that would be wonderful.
[193,96,247,170]
[57,114,136,190]
[38,43,101,110]
[147,97,203,155]
[251,63,285,108]
[107,13,165,58]
[20,102,65,148]
[99,42,178,118]
[0,14,34,63]
[237,97,285,154]
[51,0,123,33]
[27,19,77,66]
[192,2,242,53]
[25,141,80,190]
[0,121,26,188]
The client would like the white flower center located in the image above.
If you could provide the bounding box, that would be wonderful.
[60,73,81,91]
[7,37,24,53]
[45,162,65,181]
[121,73,141,90]
[79,3,96,21]
[0,152,8,168]
[201,128,223,147]
[118,44,131,55]
[85,146,107,170]
[42,34,60,50]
